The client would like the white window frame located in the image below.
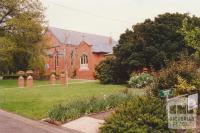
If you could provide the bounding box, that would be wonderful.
[80,54,89,70]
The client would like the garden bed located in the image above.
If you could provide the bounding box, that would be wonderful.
[48,93,136,123]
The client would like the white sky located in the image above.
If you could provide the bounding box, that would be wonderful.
[42,0,200,40]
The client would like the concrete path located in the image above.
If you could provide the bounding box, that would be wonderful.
[62,117,104,133]
[0,110,80,133]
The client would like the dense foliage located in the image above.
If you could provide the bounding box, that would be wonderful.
[128,73,153,88]
[151,58,200,97]
[0,0,47,73]
[100,96,174,133]
[179,18,200,61]
[95,58,115,84]
[0,37,15,73]
[48,93,133,123]
[96,13,200,84]
[116,13,199,70]
[95,58,124,84]
[97,13,200,133]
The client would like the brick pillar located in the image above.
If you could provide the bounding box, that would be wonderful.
[18,76,24,88]
[50,74,56,85]
[27,76,33,88]
[60,73,65,85]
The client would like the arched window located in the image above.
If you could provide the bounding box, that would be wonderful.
[80,54,88,69]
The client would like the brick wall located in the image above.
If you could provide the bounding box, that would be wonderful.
[45,33,106,80]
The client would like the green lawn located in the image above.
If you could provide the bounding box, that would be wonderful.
[0,80,144,120]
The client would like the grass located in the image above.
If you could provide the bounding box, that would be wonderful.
[0,80,145,120]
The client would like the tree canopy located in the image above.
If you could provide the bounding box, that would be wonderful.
[114,13,200,81]
[96,13,200,83]
[0,37,15,73]
[0,0,47,73]
[179,17,200,60]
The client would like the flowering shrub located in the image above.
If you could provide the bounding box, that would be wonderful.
[174,75,196,96]
[151,58,199,96]
[128,73,154,88]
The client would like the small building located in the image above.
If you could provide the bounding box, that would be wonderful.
[45,27,117,80]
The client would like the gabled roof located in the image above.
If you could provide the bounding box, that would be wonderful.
[49,27,117,53]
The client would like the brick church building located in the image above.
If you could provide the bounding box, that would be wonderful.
[45,27,117,79]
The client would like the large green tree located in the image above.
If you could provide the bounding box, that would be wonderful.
[114,13,200,82]
[179,17,200,60]
[0,37,15,73]
[96,13,200,83]
[0,0,46,73]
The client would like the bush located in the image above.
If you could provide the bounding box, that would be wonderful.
[48,93,133,123]
[95,58,116,84]
[100,96,174,133]
[152,58,199,96]
[95,58,126,84]
[128,73,154,88]
[173,75,196,96]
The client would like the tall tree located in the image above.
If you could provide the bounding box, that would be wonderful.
[0,0,46,73]
[116,13,195,69]
[179,18,200,60]
[96,13,200,84]
[115,13,200,72]
[0,37,15,73]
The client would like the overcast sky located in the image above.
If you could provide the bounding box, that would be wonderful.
[42,0,200,40]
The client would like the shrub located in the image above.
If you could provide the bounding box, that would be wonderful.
[95,58,128,84]
[100,96,174,133]
[152,58,198,96]
[95,58,116,84]
[128,73,153,88]
[48,93,133,123]
[173,75,196,96]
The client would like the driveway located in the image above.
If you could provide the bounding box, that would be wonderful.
[0,110,80,133]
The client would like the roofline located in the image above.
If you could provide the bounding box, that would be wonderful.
[47,30,64,45]
[49,26,118,42]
